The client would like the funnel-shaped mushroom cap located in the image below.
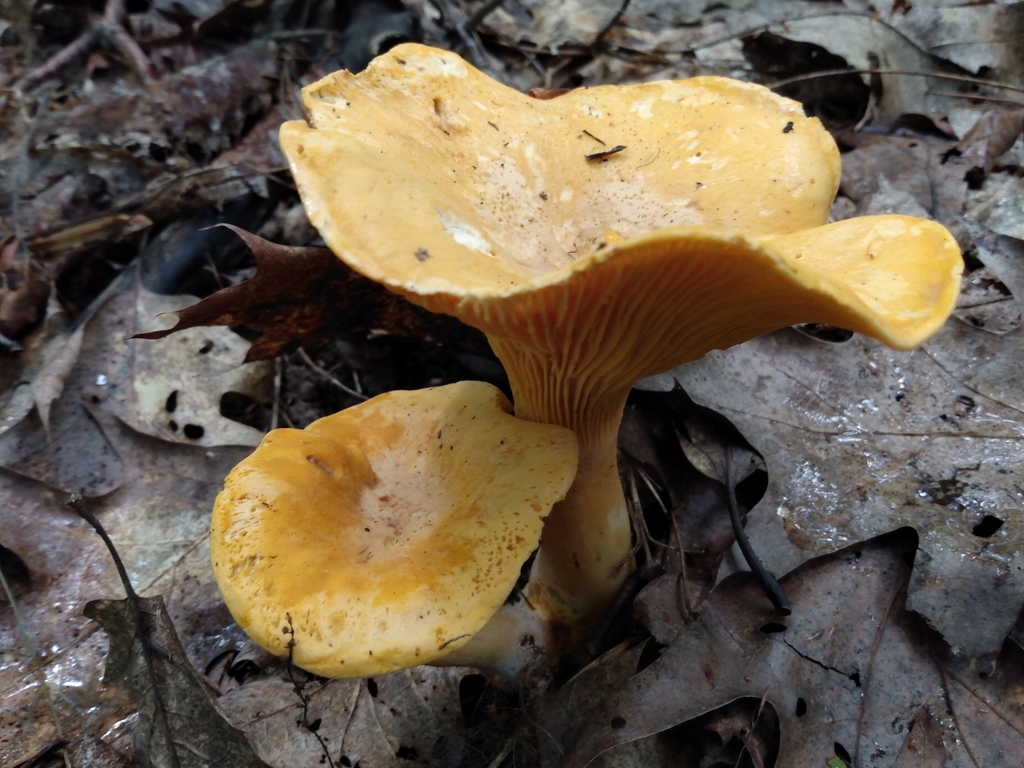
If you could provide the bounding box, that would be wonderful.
[281,44,843,298]
[211,382,578,677]
[281,45,960,391]
[280,43,961,443]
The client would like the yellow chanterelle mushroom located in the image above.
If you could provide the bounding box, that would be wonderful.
[211,381,577,677]
[270,44,962,666]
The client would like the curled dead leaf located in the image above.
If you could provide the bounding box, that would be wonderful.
[134,226,488,362]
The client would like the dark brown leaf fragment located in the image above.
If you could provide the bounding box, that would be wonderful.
[133,227,489,362]
[0,238,52,340]
[951,108,1024,182]
[86,595,270,768]
[891,707,946,768]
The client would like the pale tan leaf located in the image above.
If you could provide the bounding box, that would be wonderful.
[112,288,272,448]
[30,325,84,438]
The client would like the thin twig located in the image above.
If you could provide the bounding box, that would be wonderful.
[297,348,368,401]
[634,464,695,619]
[734,691,770,768]
[14,0,153,94]
[463,0,505,33]
[928,89,1024,106]
[271,357,282,431]
[768,67,1024,97]
[0,567,34,657]
[591,0,631,49]
[485,737,515,768]
[625,467,654,567]
[854,580,905,767]
[724,448,791,616]
[447,0,496,75]
[284,615,335,768]
[669,506,693,621]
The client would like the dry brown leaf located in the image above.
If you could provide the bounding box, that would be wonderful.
[3,41,278,240]
[534,640,648,768]
[30,325,83,438]
[565,535,1024,768]
[219,666,467,767]
[838,134,967,224]
[880,3,1024,82]
[643,314,1024,660]
[760,13,961,127]
[965,172,1024,243]
[891,707,946,768]
[0,272,274,489]
[0,237,51,340]
[134,227,489,362]
[477,0,624,52]
[953,218,1024,336]
[1,298,77,437]
[962,219,1024,305]
[952,108,1024,179]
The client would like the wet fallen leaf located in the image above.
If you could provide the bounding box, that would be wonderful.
[0,402,250,763]
[135,227,488,362]
[644,313,1024,660]
[86,595,269,768]
[565,535,1024,768]
[0,472,132,767]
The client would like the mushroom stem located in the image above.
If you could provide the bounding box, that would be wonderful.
[523,421,633,637]
[433,601,557,679]
[491,335,636,639]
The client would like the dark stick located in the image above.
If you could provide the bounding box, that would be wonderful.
[591,0,631,49]
[463,0,505,33]
[284,615,335,768]
[724,449,791,616]
[14,0,153,94]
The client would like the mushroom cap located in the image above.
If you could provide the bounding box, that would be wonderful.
[279,44,962,389]
[281,44,841,297]
[211,381,578,677]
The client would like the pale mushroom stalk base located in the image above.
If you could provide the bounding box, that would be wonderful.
[499,375,636,640]
[434,601,559,680]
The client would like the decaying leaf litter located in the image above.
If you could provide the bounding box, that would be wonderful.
[1,0,1023,766]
